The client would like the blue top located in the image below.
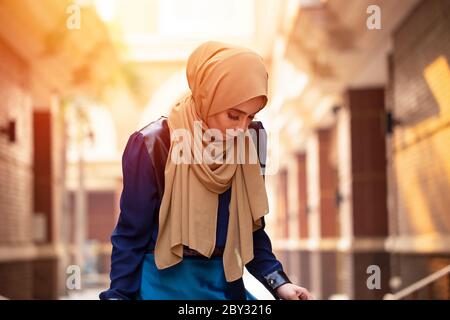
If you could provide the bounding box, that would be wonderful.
[99,117,287,300]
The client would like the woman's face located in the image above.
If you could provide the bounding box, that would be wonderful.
[206,96,266,140]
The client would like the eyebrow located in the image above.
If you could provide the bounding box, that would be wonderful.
[229,108,257,116]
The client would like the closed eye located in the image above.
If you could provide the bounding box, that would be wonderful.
[227,112,240,121]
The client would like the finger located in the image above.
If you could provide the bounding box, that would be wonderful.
[306,292,315,300]
[294,288,306,298]
[298,292,308,300]
[297,289,313,300]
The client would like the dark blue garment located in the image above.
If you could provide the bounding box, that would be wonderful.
[99,117,288,300]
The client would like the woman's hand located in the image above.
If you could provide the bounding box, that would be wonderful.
[275,283,314,300]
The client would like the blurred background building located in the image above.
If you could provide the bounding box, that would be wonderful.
[0,0,449,299]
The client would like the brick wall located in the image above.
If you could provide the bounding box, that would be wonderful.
[0,262,33,299]
[391,0,450,238]
[387,0,450,298]
[0,37,34,298]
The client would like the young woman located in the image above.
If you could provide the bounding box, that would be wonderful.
[100,41,313,300]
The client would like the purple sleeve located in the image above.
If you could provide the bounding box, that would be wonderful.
[99,132,158,300]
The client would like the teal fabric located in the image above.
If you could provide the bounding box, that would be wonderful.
[138,253,257,300]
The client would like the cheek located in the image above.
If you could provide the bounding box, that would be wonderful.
[218,113,233,129]
[211,113,232,132]
[207,114,226,132]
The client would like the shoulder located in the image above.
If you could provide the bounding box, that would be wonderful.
[130,117,264,154]
[136,116,170,155]
[249,120,265,131]
[121,117,169,196]
[248,120,267,146]
[248,120,267,168]
[136,117,264,144]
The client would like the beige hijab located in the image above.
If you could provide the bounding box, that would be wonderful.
[154,41,270,282]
